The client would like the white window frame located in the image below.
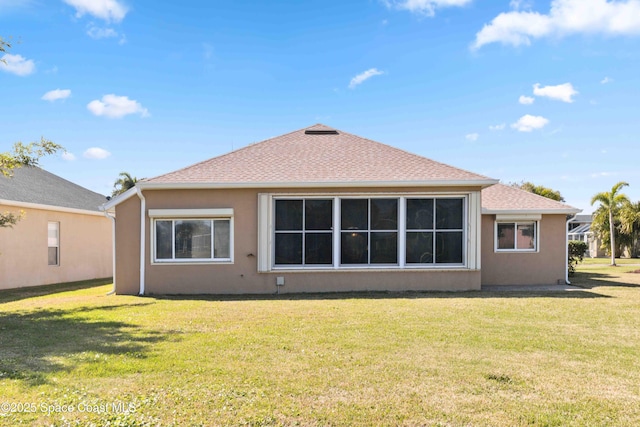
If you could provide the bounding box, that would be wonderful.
[149,209,234,264]
[494,219,539,253]
[264,194,470,271]
[48,221,60,266]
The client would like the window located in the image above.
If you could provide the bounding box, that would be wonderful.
[341,198,398,265]
[154,219,231,262]
[496,221,537,251]
[405,198,464,264]
[48,222,59,266]
[270,196,466,269]
[274,199,333,266]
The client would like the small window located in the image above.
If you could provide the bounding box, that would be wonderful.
[154,218,232,262]
[48,222,60,266]
[496,221,537,251]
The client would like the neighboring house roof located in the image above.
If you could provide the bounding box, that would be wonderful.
[0,166,107,213]
[572,214,592,223]
[144,124,497,188]
[481,183,581,215]
[568,223,592,235]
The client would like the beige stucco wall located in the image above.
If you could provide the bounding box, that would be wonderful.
[0,204,113,290]
[480,214,567,286]
[114,187,483,295]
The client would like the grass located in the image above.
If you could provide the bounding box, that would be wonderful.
[580,257,640,266]
[1,273,639,426]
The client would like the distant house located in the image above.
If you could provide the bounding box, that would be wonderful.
[103,124,580,295]
[568,214,604,258]
[0,167,113,290]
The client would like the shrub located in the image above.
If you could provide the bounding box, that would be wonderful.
[568,241,588,276]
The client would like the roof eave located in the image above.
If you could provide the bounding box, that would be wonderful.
[482,208,582,215]
[138,179,500,191]
[100,186,138,211]
[0,199,105,217]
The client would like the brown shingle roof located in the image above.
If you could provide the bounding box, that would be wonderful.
[145,124,496,186]
[481,183,580,213]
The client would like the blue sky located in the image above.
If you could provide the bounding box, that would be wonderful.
[2,0,639,213]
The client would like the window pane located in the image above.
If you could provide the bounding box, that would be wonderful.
[156,220,173,259]
[341,232,368,264]
[341,199,368,230]
[497,223,515,249]
[214,220,231,258]
[175,220,212,259]
[517,223,536,250]
[275,233,302,264]
[305,199,333,230]
[47,222,59,246]
[406,232,433,264]
[371,199,398,230]
[275,200,303,231]
[436,232,463,263]
[406,199,434,230]
[436,199,463,230]
[48,247,58,266]
[371,232,397,264]
[305,233,332,264]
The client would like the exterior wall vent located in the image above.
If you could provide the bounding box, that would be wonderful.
[304,130,338,135]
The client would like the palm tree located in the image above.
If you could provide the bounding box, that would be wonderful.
[112,172,140,197]
[590,181,630,266]
[620,201,640,258]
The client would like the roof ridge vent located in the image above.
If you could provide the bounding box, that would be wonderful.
[305,129,339,135]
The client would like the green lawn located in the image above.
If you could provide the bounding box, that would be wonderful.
[580,257,640,266]
[1,272,639,426]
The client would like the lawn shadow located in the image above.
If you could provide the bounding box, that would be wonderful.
[0,303,169,386]
[571,270,640,289]
[150,287,608,302]
[0,278,113,304]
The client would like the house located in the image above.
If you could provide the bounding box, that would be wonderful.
[0,166,113,290]
[102,124,580,295]
[568,214,604,258]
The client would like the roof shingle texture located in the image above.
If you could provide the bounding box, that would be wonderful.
[481,183,578,212]
[147,124,493,184]
[0,166,107,212]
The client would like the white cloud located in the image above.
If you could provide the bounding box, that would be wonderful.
[87,94,149,118]
[465,133,479,141]
[509,0,533,10]
[41,89,71,102]
[61,152,76,161]
[63,0,127,22]
[601,76,613,84]
[511,114,549,132]
[87,25,118,39]
[519,95,535,104]
[83,147,111,159]
[383,0,472,16]
[0,53,35,76]
[472,0,640,50]
[349,68,384,89]
[533,82,578,102]
[489,123,506,131]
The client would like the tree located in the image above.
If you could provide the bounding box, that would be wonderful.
[591,181,630,266]
[620,201,640,258]
[511,181,565,202]
[112,172,141,196]
[1,138,64,227]
[0,36,9,63]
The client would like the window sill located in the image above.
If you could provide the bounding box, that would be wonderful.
[266,266,474,273]
[151,260,233,266]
